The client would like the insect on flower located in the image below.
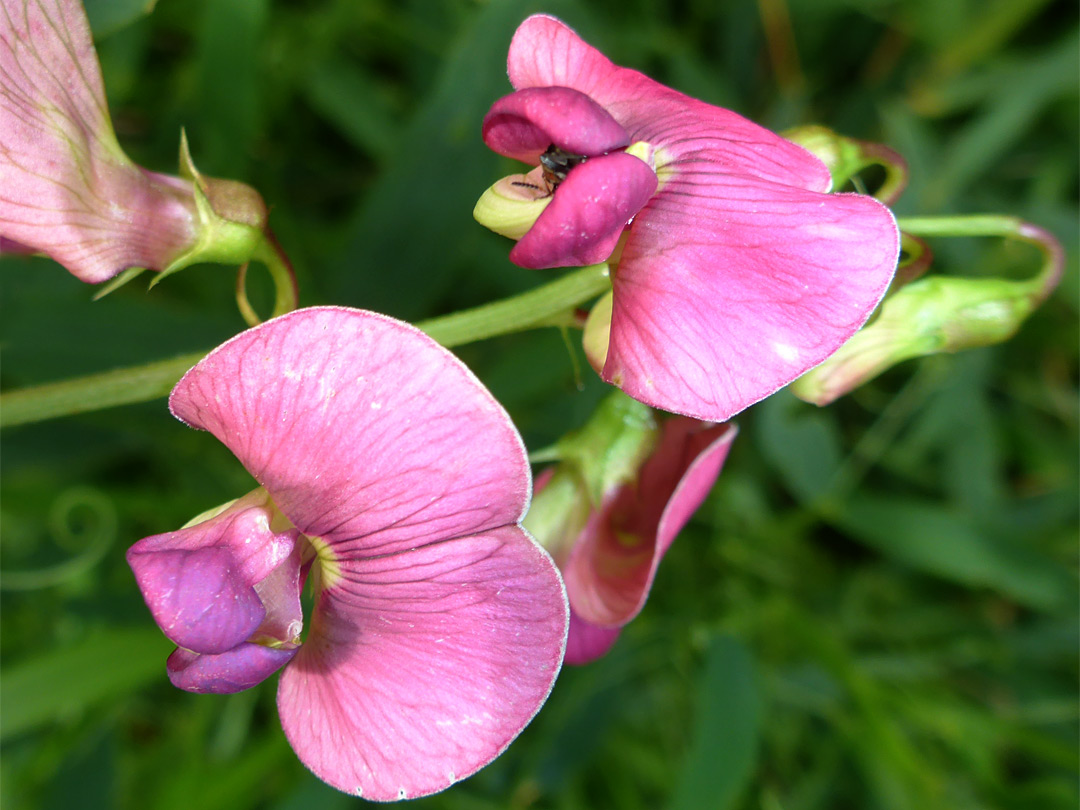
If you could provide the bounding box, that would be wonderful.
[513,144,591,194]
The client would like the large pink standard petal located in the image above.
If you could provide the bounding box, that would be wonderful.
[606,182,899,420]
[564,420,736,628]
[168,307,569,800]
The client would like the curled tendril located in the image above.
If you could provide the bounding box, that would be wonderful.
[1,487,117,591]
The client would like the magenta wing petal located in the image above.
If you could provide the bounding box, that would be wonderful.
[127,493,300,654]
[167,643,298,695]
[482,87,629,163]
[276,526,567,801]
[604,183,899,421]
[510,152,656,269]
[564,610,620,666]
[564,421,736,627]
[505,14,830,191]
[169,308,531,556]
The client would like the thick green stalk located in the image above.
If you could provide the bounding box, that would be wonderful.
[0,264,610,428]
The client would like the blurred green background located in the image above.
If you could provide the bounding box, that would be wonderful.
[1,0,1076,808]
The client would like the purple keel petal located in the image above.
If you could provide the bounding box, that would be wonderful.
[604,180,899,421]
[565,610,620,666]
[168,643,298,695]
[565,421,736,627]
[169,308,531,556]
[128,546,264,655]
[510,152,656,269]
[276,526,567,801]
[505,15,830,191]
[482,87,629,163]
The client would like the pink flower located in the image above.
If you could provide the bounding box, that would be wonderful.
[478,15,900,422]
[1,0,267,283]
[127,307,568,800]
[525,394,736,664]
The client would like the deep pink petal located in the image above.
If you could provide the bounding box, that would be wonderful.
[167,643,298,695]
[603,181,899,421]
[277,526,567,801]
[510,152,656,269]
[169,308,531,556]
[564,610,620,666]
[128,546,264,655]
[505,15,829,191]
[127,491,301,653]
[482,87,628,163]
[0,1,197,282]
[565,421,736,627]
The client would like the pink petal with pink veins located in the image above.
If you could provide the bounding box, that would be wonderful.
[277,526,567,801]
[565,421,736,627]
[505,14,831,191]
[510,152,656,269]
[0,0,197,282]
[605,180,899,421]
[482,86,628,163]
[169,307,531,556]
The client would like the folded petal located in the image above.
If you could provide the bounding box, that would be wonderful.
[564,610,620,666]
[276,526,567,801]
[169,308,531,556]
[128,546,265,655]
[506,14,830,191]
[168,643,298,695]
[482,87,628,163]
[603,178,899,420]
[127,490,301,653]
[510,152,656,269]
[564,421,735,627]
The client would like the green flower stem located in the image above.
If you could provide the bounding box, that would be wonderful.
[0,263,610,428]
[896,214,1064,302]
[417,262,609,346]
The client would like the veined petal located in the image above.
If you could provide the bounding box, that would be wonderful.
[565,610,620,666]
[564,421,735,627]
[482,87,628,163]
[506,14,830,191]
[604,178,899,421]
[277,526,567,801]
[0,0,198,282]
[510,152,656,269]
[169,308,531,556]
[168,643,298,695]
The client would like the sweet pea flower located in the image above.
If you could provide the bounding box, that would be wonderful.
[1,0,268,283]
[127,307,568,800]
[476,15,900,422]
[524,392,735,664]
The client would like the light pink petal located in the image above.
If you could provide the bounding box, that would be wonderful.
[510,152,656,269]
[564,610,620,666]
[565,421,736,627]
[505,14,830,191]
[482,87,628,163]
[277,526,568,801]
[603,181,899,421]
[167,643,298,695]
[169,307,531,556]
[0,1,197,282]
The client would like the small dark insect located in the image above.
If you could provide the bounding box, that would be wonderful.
[538,144,588,189]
